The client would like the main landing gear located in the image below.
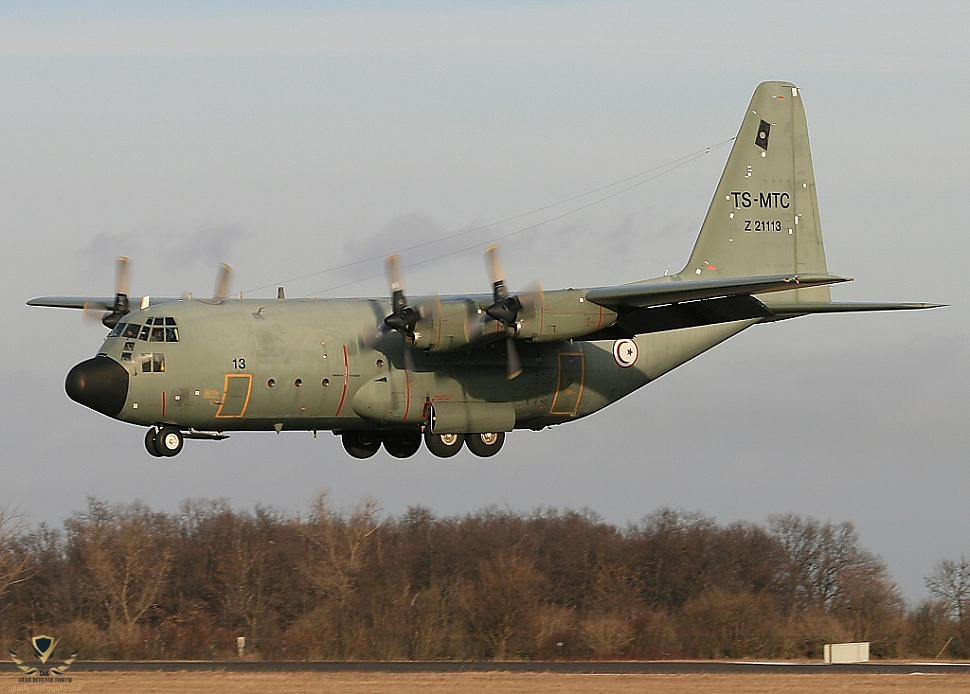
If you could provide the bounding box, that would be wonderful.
[464,432,505,457]
[423,431,464,458]
[340,429,506,459]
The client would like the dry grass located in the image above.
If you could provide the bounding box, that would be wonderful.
[34,671,970,694]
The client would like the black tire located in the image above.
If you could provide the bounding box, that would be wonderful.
[424,430,464,458]
[465,432,505,458]
[144,428,162,457]
[155,426,184,457]
[383,430,422,459]
[342,431,381,459]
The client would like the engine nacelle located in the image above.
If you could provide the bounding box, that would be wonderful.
[514,289,618,342]
[410,299,505,352]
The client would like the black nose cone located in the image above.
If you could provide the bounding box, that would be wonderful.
[65,356,129,417]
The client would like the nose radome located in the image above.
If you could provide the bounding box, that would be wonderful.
[65,356,129,417]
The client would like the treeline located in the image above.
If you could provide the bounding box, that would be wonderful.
[0,496,967,660]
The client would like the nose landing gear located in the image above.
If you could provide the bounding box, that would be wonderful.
[145,425,184,457]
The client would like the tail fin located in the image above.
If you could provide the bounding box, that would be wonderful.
[680,81,830,304]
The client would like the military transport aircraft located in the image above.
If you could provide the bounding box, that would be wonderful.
[28,81,940,459]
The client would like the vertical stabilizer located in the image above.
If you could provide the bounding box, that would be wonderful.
[680,81,830,303]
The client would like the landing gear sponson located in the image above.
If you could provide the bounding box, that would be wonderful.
[145,426,506,459]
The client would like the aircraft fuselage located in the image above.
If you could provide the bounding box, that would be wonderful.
[74,297,753,437]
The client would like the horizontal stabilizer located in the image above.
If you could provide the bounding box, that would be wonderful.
[585,274,849,310]
[763,301,945,316]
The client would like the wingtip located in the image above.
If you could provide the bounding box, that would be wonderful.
[893,302,947,310]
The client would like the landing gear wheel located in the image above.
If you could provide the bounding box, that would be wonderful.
[424,431,465,458]
[383,431,422,458]
[156,426,184,457]
[342,431,381,459]
[144,427,162,457]
[465,432,505,457]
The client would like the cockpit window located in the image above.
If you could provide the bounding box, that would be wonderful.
[110,317,179,343]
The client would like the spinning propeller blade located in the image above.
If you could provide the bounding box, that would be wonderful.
[96,256,133,329]
[380,255,420,371]
[212,263,234,303]
[483,245,527,379]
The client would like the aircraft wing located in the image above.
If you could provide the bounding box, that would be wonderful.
[27,297,180,310]
[581,274,941,338]
[584,273,849,309]
[27,297,116,310]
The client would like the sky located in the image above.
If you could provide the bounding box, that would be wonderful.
[2,1,968,603]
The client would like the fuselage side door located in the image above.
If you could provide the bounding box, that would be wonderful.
[549,350,584,417]
[215,373,253,418]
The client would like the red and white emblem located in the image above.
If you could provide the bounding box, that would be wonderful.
[612,339,638,368]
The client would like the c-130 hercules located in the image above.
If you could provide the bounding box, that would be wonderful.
[29,82,940,459]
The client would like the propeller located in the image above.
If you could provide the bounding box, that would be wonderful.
[212,263,234,303]
[378,255,416,372]
[383,255,420,338]
[90,256,132,329]
[483,245,524,379]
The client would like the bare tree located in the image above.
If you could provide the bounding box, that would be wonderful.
[832,563,905,655]
[297,493,381,657]
[926,556,970,654]
[458,548,545,659]
[627,508,718,608]
[68,499,175,638]
[681,588,780,658]
[0,508,34,603]
[580,613,634,657]
[906,600,954,658]
[768,514,881,613]
[213,513,274,650]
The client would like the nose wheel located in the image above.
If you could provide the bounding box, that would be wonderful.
[145,426,184,457]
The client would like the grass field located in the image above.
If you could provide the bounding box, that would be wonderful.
[34,671,970,693]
